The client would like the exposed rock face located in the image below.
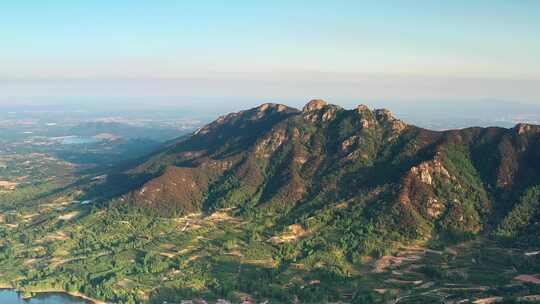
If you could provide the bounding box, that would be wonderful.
[356,104,370,113]
[255,129,287,158]
[411,159,451,186]
[302,99,327,112]
[302,99,343,123]
[515,123,533,135]
[373,108,396,121]
[355,104,376,129]
[258,103,272,112]
[426,198,444,218]
[373,108,407,141]
[321,106,339,122]
[255,103,291,118]
[341,135,360,153]
[399,155,454,221]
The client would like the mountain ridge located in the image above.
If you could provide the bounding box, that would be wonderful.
[92,99,540,250]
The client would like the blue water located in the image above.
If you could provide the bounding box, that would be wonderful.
[60,136,101,145]
[0,290,89,303]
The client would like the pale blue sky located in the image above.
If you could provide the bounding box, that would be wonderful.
[1,1,539,104]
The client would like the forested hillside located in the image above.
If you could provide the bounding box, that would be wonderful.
[115,100,540,248]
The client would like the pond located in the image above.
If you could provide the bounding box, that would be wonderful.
[59,136,101,145]
[0,290,90,304]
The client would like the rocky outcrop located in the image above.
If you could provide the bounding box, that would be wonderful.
[302,99,343,123]
[302,99,328,112]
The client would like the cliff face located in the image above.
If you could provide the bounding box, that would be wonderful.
[111,100,540,244]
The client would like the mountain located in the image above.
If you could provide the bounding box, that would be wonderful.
[102,99,540,248]
[3,100,539,304]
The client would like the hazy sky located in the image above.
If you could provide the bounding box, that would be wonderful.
[1,1,539,105]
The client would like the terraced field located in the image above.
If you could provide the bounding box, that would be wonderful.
[1,186,539,304]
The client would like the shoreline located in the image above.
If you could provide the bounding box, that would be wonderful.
[0,285,107,304]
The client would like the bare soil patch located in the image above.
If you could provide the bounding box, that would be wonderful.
[0,180,18,190]
[514,274,540,284]
[270,224,310,244]
[58,211,79,220]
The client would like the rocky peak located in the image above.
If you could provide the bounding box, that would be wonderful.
[373,108,407,140]
[302,99,328,112]
[302,99,344,123]
[251,103,296,120]
[356,104,374,128]
[194,103,297,136]
[257,103,273,112]
[256,103,291,113]
[514,123,539,135]
[356,104,371,113]
[374,108,397,121]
